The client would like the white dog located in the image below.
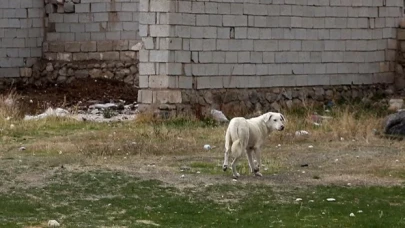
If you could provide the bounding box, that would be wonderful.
[222,112,285,179]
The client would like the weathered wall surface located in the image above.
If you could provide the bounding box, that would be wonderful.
[137,0,404,114]
[41,0,140,86]
[0,0,44,81]
[0,0,141,88]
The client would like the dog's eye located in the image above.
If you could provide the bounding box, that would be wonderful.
[273,119,277,122]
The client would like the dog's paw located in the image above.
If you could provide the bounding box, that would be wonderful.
[232,173,240,179]
[254,172,263,177]
[222,165,228,171]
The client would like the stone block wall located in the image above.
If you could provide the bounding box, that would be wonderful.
[40,0,141,86]
[0,0,44,80]
[137,0,404,115]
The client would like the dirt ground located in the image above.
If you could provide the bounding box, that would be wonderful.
[1,78,138,115]
[1,140,404,195]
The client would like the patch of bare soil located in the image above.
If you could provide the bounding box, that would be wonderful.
[1,78,138,115]
[0,141,403,195]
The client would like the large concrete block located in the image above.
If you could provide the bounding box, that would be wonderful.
[223,15,247,26]
[139,63,156,75]
[65,42,81,52]
[149,75,177,88]
[175,51,191,63]
[139,76,149,88]
[149,50,174,62]
[178,76,193,89]
[138,90,153,104]
[154,90,182,104]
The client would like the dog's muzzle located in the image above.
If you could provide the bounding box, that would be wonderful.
[279,125,285,131]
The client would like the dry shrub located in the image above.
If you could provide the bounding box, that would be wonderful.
[272,105,386,144]
[0,89,23,126]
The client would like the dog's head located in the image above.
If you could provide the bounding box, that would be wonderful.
[264,112,285,131]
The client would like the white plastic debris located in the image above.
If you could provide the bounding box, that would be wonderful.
[232,179,237,182]
[326,198,336,202]
[181,174,185,178]
[350,213,355,217]
[89,103,118,110]
[211,109,229,122]
[295,130,309,136]
[24,107,69,120]
[47,220,60,227]
[358,210,363,213]
[203,144,212,150]
[308,145,314,148]
[196,171,201,174]
[296,198,303,202]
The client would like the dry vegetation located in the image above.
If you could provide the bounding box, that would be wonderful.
[0,91,405,227]
[0,90,404,187]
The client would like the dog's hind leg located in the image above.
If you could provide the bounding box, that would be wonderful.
[230,140,243,179]
[223,130,232,171]
[246,149,255,174]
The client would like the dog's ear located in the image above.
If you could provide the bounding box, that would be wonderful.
[280,114,285,122]
[268,114,273,122]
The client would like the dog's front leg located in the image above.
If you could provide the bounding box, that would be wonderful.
[253,148,262,177]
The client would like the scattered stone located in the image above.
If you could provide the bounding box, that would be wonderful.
[326,198,336,202]
[136,220,160,227]
[295,130,309,136]
[296,198,303,202]
[181,174,185,178]
[48,220,60,227]
[19,146,26,151]
[89,103,118,110]
[203,144,212,150]
[180,165,191,171]
[350,213,355,217]
[308,145,313,148]
[388,99,404,111]
[211,109,229,122]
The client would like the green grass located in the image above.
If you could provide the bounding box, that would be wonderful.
[0,170,404,227]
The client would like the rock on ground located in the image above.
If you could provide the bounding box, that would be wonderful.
[384,110,405,135]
